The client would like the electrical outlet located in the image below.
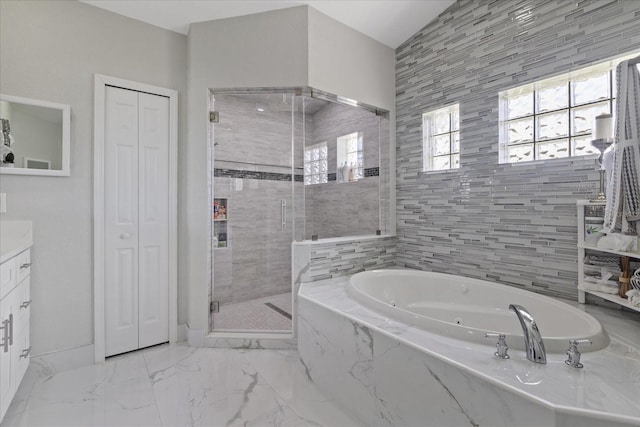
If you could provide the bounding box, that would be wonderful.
[0,193,6,213]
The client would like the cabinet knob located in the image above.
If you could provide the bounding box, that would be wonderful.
[120,233,131,240]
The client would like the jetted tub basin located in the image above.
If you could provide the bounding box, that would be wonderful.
[347,269,609,353]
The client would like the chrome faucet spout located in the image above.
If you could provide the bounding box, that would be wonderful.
[508,304,546,364]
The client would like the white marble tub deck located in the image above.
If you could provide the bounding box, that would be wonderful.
[299,275,640,425]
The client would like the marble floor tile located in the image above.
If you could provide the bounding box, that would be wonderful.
[16,351,160,427]
[3,343,360,427]
[242,349,361,427]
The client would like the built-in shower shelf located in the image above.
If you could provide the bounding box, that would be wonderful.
[214,198,229,248]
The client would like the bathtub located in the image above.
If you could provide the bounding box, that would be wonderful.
[347,269,609,353]
[298,271,640,426]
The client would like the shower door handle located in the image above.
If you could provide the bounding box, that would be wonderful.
[281,199,287,231]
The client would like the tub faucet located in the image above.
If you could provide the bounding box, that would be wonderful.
[508,304,546,364]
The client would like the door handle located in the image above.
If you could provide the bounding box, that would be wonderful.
[120,233,131,240]
[281,200,287,231]
[8,313,13,346]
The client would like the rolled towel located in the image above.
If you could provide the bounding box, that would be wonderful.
[626,290,640,307]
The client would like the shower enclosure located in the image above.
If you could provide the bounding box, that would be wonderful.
[208,88,387,334]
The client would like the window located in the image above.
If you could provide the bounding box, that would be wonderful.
[422,104,460,171]
[304,142,328,185]
[336,132,363,182]
[498,52,639,164]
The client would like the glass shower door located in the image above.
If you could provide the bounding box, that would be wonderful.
[209,91,297,334]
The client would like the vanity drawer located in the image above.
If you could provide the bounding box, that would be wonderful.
[16,250,31,283]
[0,258,17,300]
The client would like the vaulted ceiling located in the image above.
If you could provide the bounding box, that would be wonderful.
[81,0,455,49]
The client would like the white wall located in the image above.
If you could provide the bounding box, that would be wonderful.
[307,7,395,112]
[185,6,396,332]
[0,0,187,356]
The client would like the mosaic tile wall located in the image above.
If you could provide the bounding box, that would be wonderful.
[301,236,397,283]
[395,0,640,299]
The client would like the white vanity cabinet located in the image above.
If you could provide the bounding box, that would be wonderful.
[0,248,31,423]
[577,200,640,312]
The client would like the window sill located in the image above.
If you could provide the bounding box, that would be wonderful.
[421,167,461,175]
[499,153,598,167]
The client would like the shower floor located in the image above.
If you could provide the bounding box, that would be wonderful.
[212,292,292,333]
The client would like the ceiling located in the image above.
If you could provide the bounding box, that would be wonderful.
[81,0,455,49]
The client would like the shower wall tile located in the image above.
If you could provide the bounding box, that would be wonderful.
[305,176,380,238]
[310,101,381,172]
[212,177,293,305]
[303,100,386,239]
[395,0,640,299]
[213,94,301,169]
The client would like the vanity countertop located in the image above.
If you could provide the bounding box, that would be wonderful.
[0,220,33,264]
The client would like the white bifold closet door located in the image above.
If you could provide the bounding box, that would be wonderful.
[104,86,169,357]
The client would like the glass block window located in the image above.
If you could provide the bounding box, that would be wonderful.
[422,104,460,171]
[337,132,363,181]
[304,142,328,185]
[498,52,639,164]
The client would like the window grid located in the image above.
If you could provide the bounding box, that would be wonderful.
[423,105,460,172]
[505,73,614,161]
[496,53,638,164]
[337,132,363,181]
[304,142,327,185]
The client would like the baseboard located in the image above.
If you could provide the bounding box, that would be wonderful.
[177,323,188,342]
[30,344,95,377]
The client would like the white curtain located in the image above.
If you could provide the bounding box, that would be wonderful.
[603,59,640,234]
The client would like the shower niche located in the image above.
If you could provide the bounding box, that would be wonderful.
[208,88,389,335]
[213,198,228,248]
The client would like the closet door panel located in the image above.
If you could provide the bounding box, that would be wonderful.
[105,87,140,357]
[137,93,169,348]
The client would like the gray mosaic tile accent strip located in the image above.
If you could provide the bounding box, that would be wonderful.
[214,168,304,182]
[395,0,640,300]
[305,236,397,282]
[326,167,379,182]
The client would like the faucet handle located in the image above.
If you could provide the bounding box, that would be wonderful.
[485,333,510,359]
[564,339,591,369]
